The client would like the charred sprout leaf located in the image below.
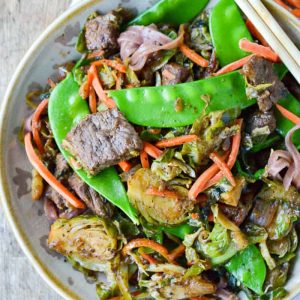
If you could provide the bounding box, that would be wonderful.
[226,245,266,295]
[249,134,282,153]
[182,110,239,166]
[126,66,140,87]
[127,168,194,225]
[184,260,209,278]
[259,287,287,300]
[116,262,132,300]
[148,49,176,73]
[151,158,196,182]
[99,64,116,89]
[140,130,162,142]
[243,223,268,244]
[96,281,117,300]
[220,176,246,206]
[117,216,140,238]
[259,241,276,270]
[264,262,289,292]
[76,29,87,53]
[48,216,118,271]
[73,67,86,86]
[67,256,97,283]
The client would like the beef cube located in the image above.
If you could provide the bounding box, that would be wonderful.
[162,63,190,85]
[242,56,287,112]
[85,10,123,53]
[62,109,143,175]
[54,153,70,178]
[68,174,114,218]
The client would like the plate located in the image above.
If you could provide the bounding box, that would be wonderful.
[0,0,299,299]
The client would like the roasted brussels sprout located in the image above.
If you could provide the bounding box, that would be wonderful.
[48,215,119,271]
[127,168,194,225]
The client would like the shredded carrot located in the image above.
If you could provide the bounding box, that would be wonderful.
[90,65,116,109]
[140,150,150,169]
[31,98,49,154]
[286,0,300,8]
[246,19,269,47]
[156,135,198,148]
[214,55,254,76]
[87,49,105,60]
[168,244,186,261]
[140,252,159,264]
[92,59,127,73]
[210,152,236,187]
[208,213,214,222]
[239,38,280,62]
[188,151,229,200]
[24,133,85,209]
[116,72,123,90]
[119,161,133,172]
[188,164,220,201]
[179,44,209,68]
[88,86,97,113]
[143,142,163,159]
[122,238,173,263]
[205,119,243,189]
[191,213,200,219]
[146,187,179,199]
[274,0,292,10]
[292,8,300,17]
[276,104,300,124]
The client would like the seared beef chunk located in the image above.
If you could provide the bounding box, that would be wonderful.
[242,56,287,112]
[162,63,189,85]
[220,192,254,226]
[68,174,114,218]
[44,154,71,210]
[204,50,219,77]
[85,9,124,53]
[246,110,276,141]
[62,109,143,175]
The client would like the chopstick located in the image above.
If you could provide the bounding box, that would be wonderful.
[234,0,300,84]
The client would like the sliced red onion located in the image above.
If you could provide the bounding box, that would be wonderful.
[215,289,239,300]
[24,114,33,133]
[118,24,183,71]
[59,208,84,219]
[266,124,300,191]
[44,198,58,223]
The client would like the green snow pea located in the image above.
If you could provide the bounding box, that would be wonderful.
[210,0,253,66]
[109,71,256,128]
[129,0,209,26]
[48,72,139,224]
[226,245,266,295]
[162,223,193,239]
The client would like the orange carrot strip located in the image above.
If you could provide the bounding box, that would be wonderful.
[210,152,236,187]
[143,142,163,159]
[205,119,243,189]
[286,0,300,8]
[156,135,198,148]
[146,187,179,199]
[87,49,105,60]
[292,8,300,17]
[92,59,127,73]
[88,86,97,113]
[31,98,49,154]
[168,244,186,261]
[179,44,209,68]
[24,133,85,209]
[140,150,150,169]
[116,72,122,90]
[276,104,300,124]
[122,238,173,263]
[90,65,116,108]
[245,19,269,47]
[188,152,229,200]
[140,252,159,264]
[239,38,280,62]
[274,0,291,10]
[119,161,133,172]
[208,213,214,222]
[214,55,254,76]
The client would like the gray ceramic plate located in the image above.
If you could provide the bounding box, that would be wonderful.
[0,0,299,299]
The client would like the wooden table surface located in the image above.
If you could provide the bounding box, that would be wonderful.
[0,1,72,299]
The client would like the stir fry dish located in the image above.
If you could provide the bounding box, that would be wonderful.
[23,0,300,299]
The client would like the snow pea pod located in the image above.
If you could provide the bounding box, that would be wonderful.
[109,71,256,128]
[209,0,253,66]
[48,72,139,224]
[129,0,209,26]
[226,245,266,295]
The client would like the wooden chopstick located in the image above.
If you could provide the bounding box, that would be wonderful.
[235,0,300,84]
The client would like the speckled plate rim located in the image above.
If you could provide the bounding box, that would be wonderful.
[0,1,101,299]
[1,1,300,299]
